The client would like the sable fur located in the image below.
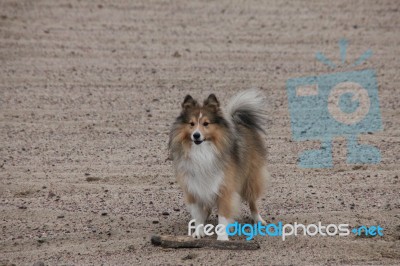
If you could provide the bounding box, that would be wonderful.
[169,89,269,240]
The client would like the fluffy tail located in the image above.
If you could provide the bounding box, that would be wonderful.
[225,89,267,133]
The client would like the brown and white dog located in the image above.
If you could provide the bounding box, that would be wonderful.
[169,89,269,240]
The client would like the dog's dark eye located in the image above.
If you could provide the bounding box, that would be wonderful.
[190,122,195,127]
[203,122,209,127]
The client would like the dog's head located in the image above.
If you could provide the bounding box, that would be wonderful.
[175,94,229,146]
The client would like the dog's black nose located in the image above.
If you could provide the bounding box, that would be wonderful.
[193,132,201,140]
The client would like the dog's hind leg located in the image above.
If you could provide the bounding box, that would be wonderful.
[249,200,267,225]
[243,165,268,225]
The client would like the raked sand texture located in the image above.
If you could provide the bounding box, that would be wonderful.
[1,0,399,265]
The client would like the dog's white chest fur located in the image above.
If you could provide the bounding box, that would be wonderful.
[178,142,223,206]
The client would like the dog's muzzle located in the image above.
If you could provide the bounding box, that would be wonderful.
[192,132,204,145]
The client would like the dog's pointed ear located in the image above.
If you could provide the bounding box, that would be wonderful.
[181,95,197,110]
[204,94,219,111]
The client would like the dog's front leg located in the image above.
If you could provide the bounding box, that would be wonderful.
[216,185,236,241]
[188,203,209,239]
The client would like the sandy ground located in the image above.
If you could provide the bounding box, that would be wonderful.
[1,0,400,265]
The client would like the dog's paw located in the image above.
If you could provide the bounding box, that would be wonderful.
[253,213,267,226]
[192,228,205,239]
[217,234,229,241]
[259,217,267,226]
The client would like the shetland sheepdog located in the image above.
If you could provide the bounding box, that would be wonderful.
[169,89,269,241]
